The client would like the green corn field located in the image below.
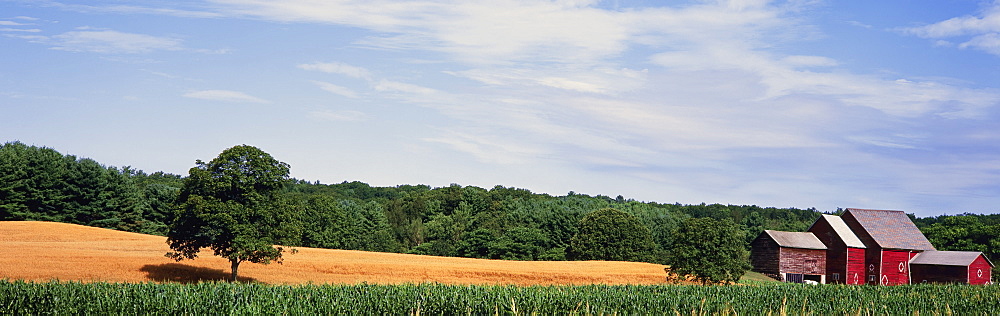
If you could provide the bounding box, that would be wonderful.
[1,280,997,315]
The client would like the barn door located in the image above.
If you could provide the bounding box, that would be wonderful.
[785,273,804,283]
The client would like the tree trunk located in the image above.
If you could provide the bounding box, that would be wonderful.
[230,259,241,282]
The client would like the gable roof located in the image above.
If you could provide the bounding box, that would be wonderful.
[910,251,994,267]
[761,230,827,250]
[843,208,935,251]
[809,214,866,248]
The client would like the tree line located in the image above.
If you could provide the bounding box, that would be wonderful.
[2,141,997,277]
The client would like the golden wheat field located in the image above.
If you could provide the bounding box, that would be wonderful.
[0,221,674,285]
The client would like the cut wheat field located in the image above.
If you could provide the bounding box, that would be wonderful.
[0,221,673,285]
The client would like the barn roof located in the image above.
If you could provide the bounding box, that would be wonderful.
[843,208,935,251]
[910,251,994,267]
[810,214,866,248]
[762,230,827,250]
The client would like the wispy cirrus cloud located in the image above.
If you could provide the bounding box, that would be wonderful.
[38,1,223,18]
[183,90,269,103]
[298,62,372,80]
[308,110,368,121]
[268,0,999,165]
[311,81,360,98]
[10,27,184,54]
[901,2,1000,56]
[47,0,999,213]
[50,28,183,54]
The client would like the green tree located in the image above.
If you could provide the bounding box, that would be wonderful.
[566,208,656,262]
[166,145,300,282]
[666,217,750,284]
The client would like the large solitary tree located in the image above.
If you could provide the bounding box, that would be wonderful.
[665,217,750,284]
[166,145,300,282]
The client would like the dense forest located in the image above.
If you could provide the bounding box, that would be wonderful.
[1,141,997,266]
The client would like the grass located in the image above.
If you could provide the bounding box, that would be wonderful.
[740,271,780,284]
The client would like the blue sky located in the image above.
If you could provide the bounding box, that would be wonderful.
[3,0,1000,217]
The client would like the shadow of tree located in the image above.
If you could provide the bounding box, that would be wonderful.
[140,263,257,283]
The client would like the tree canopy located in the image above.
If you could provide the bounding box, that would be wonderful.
[166,145,300,282]
[566,208,656,262]
[8,141,1000,283]
[665,217,750,284]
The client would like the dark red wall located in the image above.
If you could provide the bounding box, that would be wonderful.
[912,264,966,284]
[779,248,826,275]
[808,218,844,283]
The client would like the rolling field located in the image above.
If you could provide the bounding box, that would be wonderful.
[4,221,998,314]
[0,221,670,285]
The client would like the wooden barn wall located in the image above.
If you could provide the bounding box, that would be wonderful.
[912,264,966,284]
[842,212,882,284]
[969,256,992,285]
[880,250,912,285]
[846,247,866,285]
[865,247,881,284]
[779,248,825,275]
[750,236,780,278]
[807,218,847,283]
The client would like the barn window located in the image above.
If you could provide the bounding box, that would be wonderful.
[832,273,840,281]
[868,275,876,282]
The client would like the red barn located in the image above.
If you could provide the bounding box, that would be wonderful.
[807,214,866,285]
[841,209,936,285]
[910,251,994,285]
[750,230,828,284]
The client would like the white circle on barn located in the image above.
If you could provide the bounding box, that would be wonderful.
[881,274,889,285]
[898,262,905,272]
[978,269,984,278]
[869,264,875,272]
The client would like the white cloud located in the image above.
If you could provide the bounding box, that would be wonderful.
[45,2,223,18]
[0,28,41,33]
[902,3,1000,56]
[903,4,1000,38]
[311,81,360,98]
[298,62,372,80]
[182,90,269,103]
[959,33,1000,55]
[374,79,437,95]
[48,29,183,54]
[309,110,368,121]
[62,0,998,213]
[213,0,636,64]
[0,21,28,26]
[781,55,838,68]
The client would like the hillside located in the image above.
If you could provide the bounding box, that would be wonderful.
[0,221,671,285]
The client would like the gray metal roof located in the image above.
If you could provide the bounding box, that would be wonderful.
[820,214,866,248]
[910,251,994,267]
[764,230,828,250]
[844,208,936,251]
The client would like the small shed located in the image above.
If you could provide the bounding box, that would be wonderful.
[807,214,866,285]
[751,230,828,284]
[910,251,994,285]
